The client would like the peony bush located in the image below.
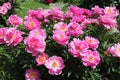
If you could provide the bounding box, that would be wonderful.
[0,1,120,80]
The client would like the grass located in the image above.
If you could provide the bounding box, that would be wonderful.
[16,0,49,18]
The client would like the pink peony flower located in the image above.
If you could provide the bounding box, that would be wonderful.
[70,15,86,23]
[91,5,104,16]
[25,68,41,80]
[24,19,40,30]
[85,36,99,50]
[35,53,48,66]
[24,35,46,53]
[82,50,100,69]
[67,22,83,37]
[5,28,24,46]
[0,6,8,15]
[66,5,84,18]
[53,22,68,32]
[3,2,11,10]
[7,14,23,27]
[29,29,46,40]
[49,7,65,20]
[28,9,38,18]
[44,56,65,75]
[104,6,119,18]
[107,43,120,58]
[98,15,117,29]
[68,38,89,58]
[0,28,8,44]
[52,30,70,46]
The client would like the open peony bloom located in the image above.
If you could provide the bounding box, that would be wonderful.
[7,14,23,27]
[0,28,8,44]
[44,56,65,75]
[68,38,89,58]
[24,19,40,30]
[82,50,100,69]
[107,43,120,58]
[4,28,24,46]
[85,36,99,50]
[25,68,41,80]
[52,30,70,46]
[35,53,49,66]
[0,6,8,15]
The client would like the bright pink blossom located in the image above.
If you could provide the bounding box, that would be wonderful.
[107,43,120,58]
[24,35,46,54]
[25,68,41,80]
[3,2,11,10]
[24,19,40,30]
[0,6,8,15]
[52,30,70,46]
[104,6,119,18]
[49,7,65,20]
[85,36,99,50]
[29,29,46,40]
[67,22,83,37]
[82,50,100,69]
[0,28,8,44]
[28,9,38,18]
[44,56,65,75]
[98,15,117,29]
[5,28,24,46]
[54,22,68,32]
[7,14,23,27]
[35,53,48,66]
[70,15,86,23]
[68,38,89,58]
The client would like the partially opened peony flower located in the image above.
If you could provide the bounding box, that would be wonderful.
[107,43,120,58]
[3,2,11,10]
[25,68,41,80]
[82,50,100,69]
[44,56,65,75]
[5,28,24,46]
[85,36,99,50]
[68,38,89,58]
[35,53,49,66]
[0,6,8,15]
[52,30,70,46]
[7,14,23,27]
[24,19,40,30]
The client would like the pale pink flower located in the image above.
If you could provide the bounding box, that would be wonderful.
[42,9,50,18]
[107,43,120,58]
[24,35,46,53]
[35,53,48,66]
[85,36,99,50]
[0,28,8,44]
[24,19,40,30]
[68,38,89,58]
[104,6,119,18]
[3,2,11,10]
[0,6,8,15]
[49,7,65,20]
[7,14,23,27]
[67,22,83,37]
[54,22,68,32]
[29,29,46,40]
[98,15,117,29]
[25,68,41,80]
[52,30,70,46]
[5,28,24,46]
[82,50,100,69]
[44,56,65,75]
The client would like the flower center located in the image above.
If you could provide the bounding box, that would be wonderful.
[107,9,113,14]
[88,56,94,62]
[29,72,35,78]
[39,56,46,63]
[52,62,58,68]
[29,22,36,27]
